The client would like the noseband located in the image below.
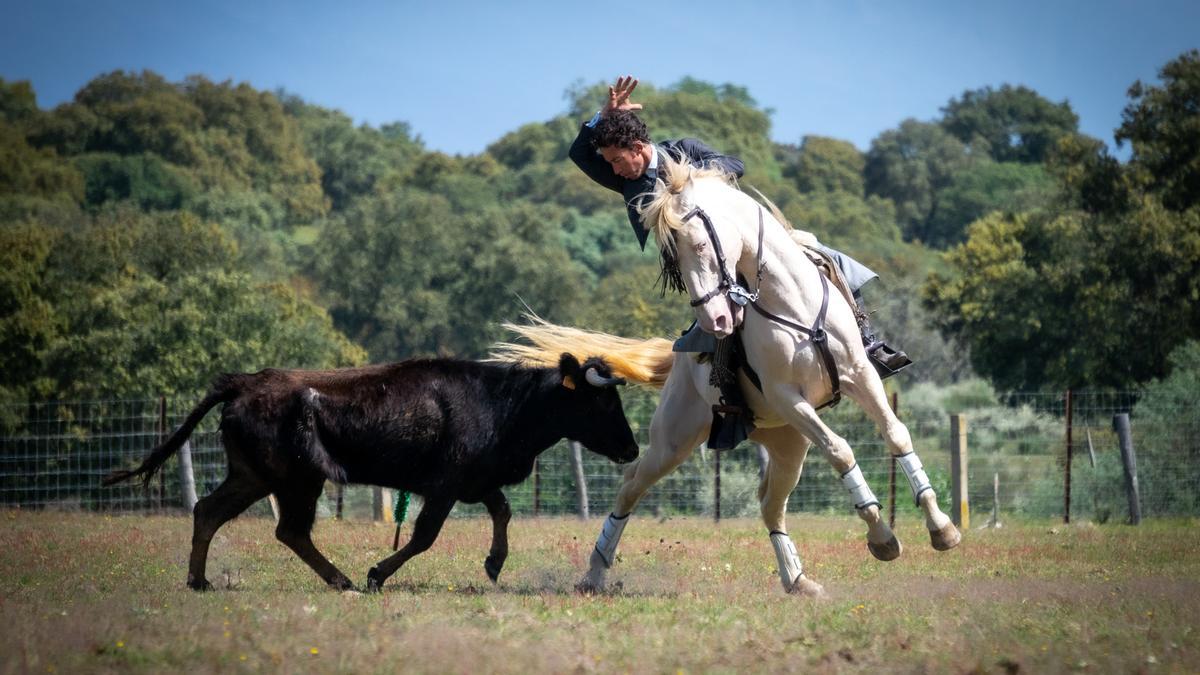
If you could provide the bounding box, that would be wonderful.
[676,205,843,409]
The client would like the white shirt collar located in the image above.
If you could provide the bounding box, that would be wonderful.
[646,144,659,173]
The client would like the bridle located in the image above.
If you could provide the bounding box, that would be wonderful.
[676,205,843,409]
[681,206,763,308]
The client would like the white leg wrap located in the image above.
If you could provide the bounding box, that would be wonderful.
[896,452,933,506]
[841,464,881,510]
[593,513,629,568]
[769,532,803,589]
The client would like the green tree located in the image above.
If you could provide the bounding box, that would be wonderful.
[778,135,866,195]
[1116,49,1200,212]
[923,161,1055,247]
[924,201,1200,390]
[940,84,1078,163]
[864,119,976,244]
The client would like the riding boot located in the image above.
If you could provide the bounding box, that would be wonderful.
[854,293,912,379]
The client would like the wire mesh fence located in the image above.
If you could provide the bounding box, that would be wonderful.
[1,388,1196,522]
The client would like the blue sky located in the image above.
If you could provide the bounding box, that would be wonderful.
[3,0,1197,157]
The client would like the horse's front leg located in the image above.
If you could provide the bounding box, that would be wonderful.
[751,425,824,597]
[766,383,901,561]
[841,374,960,551]
[578,358,711,594]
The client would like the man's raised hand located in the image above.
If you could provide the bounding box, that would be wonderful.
[604,75,643,116]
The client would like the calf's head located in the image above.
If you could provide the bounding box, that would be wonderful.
[558,354,639,464]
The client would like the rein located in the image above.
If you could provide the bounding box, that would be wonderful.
[679,206,842,409]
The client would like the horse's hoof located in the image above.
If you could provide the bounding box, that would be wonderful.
[868,534,903,561]
[365,568,385,594]
[930,522,962,551]
[484,556,504,583]
[187,578,214,592]
[786,574,826,599]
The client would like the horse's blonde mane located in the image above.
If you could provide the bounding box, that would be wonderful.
[489,315,674,388]
[638,151,738,255]
[637,152,821,251]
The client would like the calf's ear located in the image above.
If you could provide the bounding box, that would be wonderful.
[559,353,582,390]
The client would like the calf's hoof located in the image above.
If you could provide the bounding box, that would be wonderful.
[867,534,903,561]
[187,577,214,592]
[484,555,504,583]
[327,575,356,592]
[365,568,385,594]
[930,522,962,551]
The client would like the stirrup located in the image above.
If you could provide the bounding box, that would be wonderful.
[866,341,912,379]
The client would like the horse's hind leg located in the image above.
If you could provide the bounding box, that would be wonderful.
[187,463,269,591]
[841,373,960,551]
[481,489,511,582]
[766,384,900,561]
[752,425,824,597]
[273,474,355,590]
[578,356,710,594]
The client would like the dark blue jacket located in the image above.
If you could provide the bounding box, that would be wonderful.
[569,123,745,249]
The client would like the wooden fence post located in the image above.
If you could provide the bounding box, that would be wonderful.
[568,441,589,520]
[990,472,1000,528]
[1064,389,1073,524]
[1113,413,1142,525]
[178,440,198,512]
[950,414,969,529]
[372,486,384,521]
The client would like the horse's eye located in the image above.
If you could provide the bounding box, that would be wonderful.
[692,241,707,255]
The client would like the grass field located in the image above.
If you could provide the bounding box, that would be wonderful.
[2,510,1198,674]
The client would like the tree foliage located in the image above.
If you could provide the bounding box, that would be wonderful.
[940,84,1079,163]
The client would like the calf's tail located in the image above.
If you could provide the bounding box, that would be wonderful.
[102,374,242,487]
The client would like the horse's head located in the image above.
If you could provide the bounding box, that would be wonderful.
[640,153,747,339]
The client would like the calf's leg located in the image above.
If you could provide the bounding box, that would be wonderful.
[274,477,355,590]
[481,489,511,582]
[366,496,456,592]
[188,467,268,591]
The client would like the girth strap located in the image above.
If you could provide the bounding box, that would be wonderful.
[749,270,841,410]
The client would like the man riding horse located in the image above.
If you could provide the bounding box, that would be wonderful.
[568,75,910,378]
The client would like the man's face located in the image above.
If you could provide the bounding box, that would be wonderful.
[600,142,649,180]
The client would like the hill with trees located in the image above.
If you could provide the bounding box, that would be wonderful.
[2,51,1197,406]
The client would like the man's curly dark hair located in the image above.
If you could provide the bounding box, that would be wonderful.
[591,110,651,150]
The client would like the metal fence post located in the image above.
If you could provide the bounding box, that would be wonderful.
[533,458,540,517]
[888,391,898,529]
[1113,413,1142,525]
[1064,389,1073,524]
[950,414,969,529]
[714,449,721,522]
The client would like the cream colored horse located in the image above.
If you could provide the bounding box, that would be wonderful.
[494,157,959,596]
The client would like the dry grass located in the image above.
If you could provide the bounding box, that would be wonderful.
[2,509,1199,673]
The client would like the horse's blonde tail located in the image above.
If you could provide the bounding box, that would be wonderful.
[490,316,675,388]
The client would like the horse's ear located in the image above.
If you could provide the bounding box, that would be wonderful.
[678,176,696,211]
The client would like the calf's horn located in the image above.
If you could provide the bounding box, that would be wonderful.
[585,367,626,388]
